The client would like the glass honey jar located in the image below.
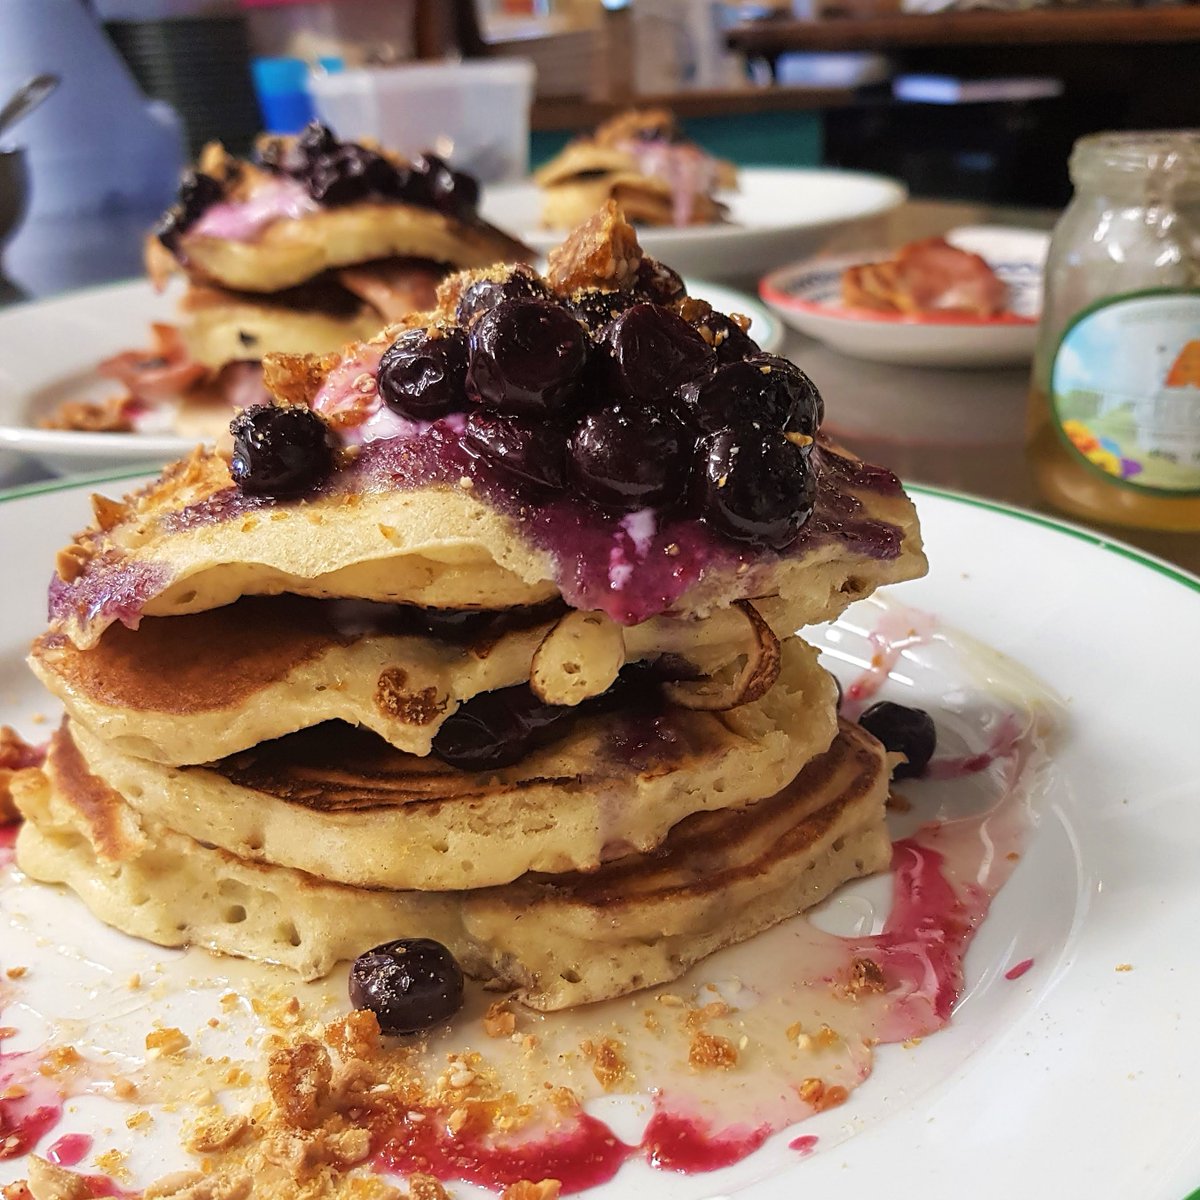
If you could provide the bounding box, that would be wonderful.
[1027,131,1200,531]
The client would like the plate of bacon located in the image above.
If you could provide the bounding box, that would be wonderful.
[760,227,1049,368]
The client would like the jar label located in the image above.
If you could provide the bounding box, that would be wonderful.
[1051,291,1200,495]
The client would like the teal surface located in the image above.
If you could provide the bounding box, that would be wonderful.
[530,109,822,170]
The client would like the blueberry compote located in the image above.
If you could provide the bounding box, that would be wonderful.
[307,272,821,543]
[257,122,482,217]
[215,260,905,626]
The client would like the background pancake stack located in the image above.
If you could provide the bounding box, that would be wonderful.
[15,211,926,1012]
[535,108,737,230]
[101,122,531,440]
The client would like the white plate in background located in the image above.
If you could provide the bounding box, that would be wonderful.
[482,166,908,282]
[0,277,781,479]
[761,226,1050,369]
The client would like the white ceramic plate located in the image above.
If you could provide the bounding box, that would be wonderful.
[761,226,1050,368]
[1,477,1199,1199]
[0,278,782,479]
[481,166,908,282]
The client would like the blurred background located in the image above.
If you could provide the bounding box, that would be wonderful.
[2,0,1197,296]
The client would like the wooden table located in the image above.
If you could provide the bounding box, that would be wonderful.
[726,8,1200,56]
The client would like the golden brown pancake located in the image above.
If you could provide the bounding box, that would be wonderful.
[13,721,889,1009]
[32,593,809,765]
[61,635,837,890]
[534,109,735,230]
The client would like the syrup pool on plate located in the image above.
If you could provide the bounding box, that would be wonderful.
[0,597,1065,1195]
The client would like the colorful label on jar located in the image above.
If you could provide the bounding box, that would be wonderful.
[1051,290,1200,494]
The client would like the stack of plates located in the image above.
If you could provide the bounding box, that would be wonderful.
[105,17,262,157]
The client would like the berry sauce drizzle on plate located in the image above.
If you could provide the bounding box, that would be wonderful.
[0,596,1065,1195]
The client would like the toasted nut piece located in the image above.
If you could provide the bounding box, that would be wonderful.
[530,610,626,706]
[662,600,780,711]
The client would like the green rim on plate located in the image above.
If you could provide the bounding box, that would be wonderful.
[1,472,1196,598]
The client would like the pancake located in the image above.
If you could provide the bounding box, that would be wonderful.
[47,439,925,651]
[540,174,726,232]
[180,260,448,371]
[534,109,734,230]
[13,720,889,1009]
[179,289,383,371]
[61,634,836,890]
[32,593,803,765]
[165,202,530,295]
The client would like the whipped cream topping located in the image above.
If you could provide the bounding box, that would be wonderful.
[189,177,320,242]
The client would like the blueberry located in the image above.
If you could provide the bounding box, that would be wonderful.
[297,121,338,160]
[636,258,687,305]
[750,355,824,434]
[349,938,464,1036]
[696,311,761,365]
[414,153,479,219]
[432,666,663,771]
[377,328,468,422]
[155,170,224,250]
[456,266,552,327]
[412,153,477,219]
[694,429,815,549]
[567,288,639,334]
[305,144,396,205]
[229,404,334,498]
[432,684,574,770]
[467,299,588,416]
[680,355,822,435]
[462,410,567,498]
[569,402,690,511]
[858,702,937,779]
[601,303,715,405]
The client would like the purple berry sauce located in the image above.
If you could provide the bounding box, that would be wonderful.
[47,557,172,633]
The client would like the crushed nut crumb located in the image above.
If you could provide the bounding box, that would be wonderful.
[146,1028,191,1058]
[483,1001,517,1039]
[689,1032,738,1070]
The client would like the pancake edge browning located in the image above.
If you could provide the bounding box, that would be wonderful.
[32,594,803,766]
[61,637,836,890]
[12,722,890,1010]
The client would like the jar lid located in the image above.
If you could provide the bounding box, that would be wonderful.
[1071,130,1200,189]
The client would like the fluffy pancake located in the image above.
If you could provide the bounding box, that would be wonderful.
[32,594,800,765]
[162,200,529,295]
[539,175,726,232]
[534,109,734,230]
[13,720,889,1009]
[48,440,925,651]
[179,288,384,371]
[64,635,836,889]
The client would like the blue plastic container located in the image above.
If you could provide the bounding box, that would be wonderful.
[252,57,313,134]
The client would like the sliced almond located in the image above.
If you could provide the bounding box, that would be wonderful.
[530,610,626,707]
[662,600,781,711]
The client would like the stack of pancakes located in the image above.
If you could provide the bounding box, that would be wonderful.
[534,108,735,229]
[16,217,926,1013]
[81,126,530,438]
